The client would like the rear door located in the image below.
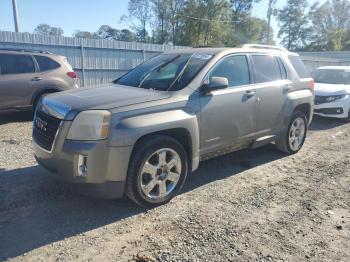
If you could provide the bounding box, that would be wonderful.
[199,54,256,156]
[250,54,290,136]
[0,54,37,109]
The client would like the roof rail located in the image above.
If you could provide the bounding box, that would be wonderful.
[242,44,287,52]
[0,48,52,54]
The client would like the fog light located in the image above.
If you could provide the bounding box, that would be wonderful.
[78,155,88,177]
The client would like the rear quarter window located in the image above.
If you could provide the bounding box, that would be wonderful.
[252,55,284,83]
[35,56,60,71]
[288,55,310,78]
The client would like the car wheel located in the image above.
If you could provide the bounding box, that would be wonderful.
[125,135,188,207]
[276,111,308,154]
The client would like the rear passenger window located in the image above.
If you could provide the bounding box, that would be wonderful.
[288,55,310,78]
[0,54,35,74]
[210,55,250,87]
[252,55,282,83]
[35,56,60,71]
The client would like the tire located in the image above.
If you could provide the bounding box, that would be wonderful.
[276,111,308,154]
[125,135,188,207]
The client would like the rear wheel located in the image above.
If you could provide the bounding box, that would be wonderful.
[125,135,188,207]
[276,111,308,154]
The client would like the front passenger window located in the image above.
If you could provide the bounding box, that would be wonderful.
[210,55,250,87]
[0,54,35,75]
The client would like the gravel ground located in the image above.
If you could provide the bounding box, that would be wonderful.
[0,112,349,262]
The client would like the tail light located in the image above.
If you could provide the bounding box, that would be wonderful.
[67,72,77,78]
[309,79,314,92]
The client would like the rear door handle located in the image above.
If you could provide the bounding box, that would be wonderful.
[32,77,42,81]
[245,90,256,98]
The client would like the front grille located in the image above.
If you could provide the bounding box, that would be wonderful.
[315,96,329,105]
[33,110,62,151]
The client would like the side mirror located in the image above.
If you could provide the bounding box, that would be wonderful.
[202,77,229,93]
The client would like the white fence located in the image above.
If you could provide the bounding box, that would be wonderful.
[1,31,349,85]
[299,52,350,72]
[0,31,188,87]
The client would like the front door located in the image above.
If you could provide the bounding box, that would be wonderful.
[0,54,37,109]
[199,54,256,156]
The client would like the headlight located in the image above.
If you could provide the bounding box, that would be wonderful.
[67,110,111,140]
[325,94,347,103]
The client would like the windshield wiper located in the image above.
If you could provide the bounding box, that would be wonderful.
[138,54,181,89]
[167,53,195,91]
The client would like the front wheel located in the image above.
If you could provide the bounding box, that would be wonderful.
[125,135,188,207]
[276,111,308,154]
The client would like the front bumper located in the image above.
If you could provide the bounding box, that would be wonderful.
[314,98,350,119]
[33,120,133,199]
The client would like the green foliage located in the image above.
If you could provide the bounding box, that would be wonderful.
[63,0,350,51]
[33,24,64,36]
[307,0,350,51]
[277,0,309,51]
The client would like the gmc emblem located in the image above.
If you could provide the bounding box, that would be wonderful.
[35,117,47,131]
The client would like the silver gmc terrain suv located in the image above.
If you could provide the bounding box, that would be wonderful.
[33,45,314,207]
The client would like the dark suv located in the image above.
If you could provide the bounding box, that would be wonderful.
[0,49,78,112]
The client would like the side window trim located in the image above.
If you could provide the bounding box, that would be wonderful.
[277,57,288,80]
[202,53,252,88]
[32,55,40,73]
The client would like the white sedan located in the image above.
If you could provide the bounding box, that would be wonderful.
[312,66,350,121]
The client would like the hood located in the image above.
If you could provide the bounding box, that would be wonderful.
[41,84,170,120]
[314,83,350,96]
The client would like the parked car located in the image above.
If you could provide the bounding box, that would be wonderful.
[33,44,314,207]
[0,49,78,112]
[312,66,350,121]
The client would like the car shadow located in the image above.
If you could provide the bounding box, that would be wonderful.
[0,144,286,260]
[0,111,34,125]
[309,115,348,131]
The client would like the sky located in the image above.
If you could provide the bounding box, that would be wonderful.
[0,0,325,42]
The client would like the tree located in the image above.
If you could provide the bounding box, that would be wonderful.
[230,0,259,21]
[308,0,350,51]
[95,25,120,40]
[73,31,95,39]
[128,0,153,42]
[277,0,309,50]
[151,0,170,44]
[168,0,185,45]
[119,29,136,42]
[34,24,64,36]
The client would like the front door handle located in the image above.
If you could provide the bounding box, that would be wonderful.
[32,77,42,81]
[245,90,256,99]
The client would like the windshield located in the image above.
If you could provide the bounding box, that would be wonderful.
[312,69,350,85]
[115,53,212,91]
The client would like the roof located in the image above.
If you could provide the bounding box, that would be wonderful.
[164,46,296,56]
[317,66,350,70]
